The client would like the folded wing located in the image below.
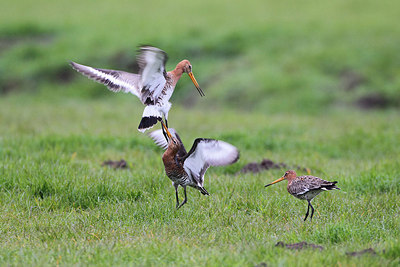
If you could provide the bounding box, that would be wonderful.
[183,139,239,186]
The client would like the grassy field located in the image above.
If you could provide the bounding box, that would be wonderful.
[1,0,400,266]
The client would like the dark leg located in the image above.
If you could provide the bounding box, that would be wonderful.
[309,202,315,221]
[165,118,169,129]
[177,186,188,209]
[174,184,180,209]
[304,201,311,221]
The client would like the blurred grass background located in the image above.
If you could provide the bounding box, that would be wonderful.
[1,0,400,266]
[1,0,400,113]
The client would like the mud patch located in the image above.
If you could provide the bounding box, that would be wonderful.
[355,93,392,109]
[238,159,309,174]
[346,248,376,257]
[101,159,129,169]
[276,241,324,251]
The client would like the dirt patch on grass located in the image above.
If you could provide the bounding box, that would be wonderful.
[238,159,309,174]
[276,241,324,251]
[101,159,129,169]
[355,93,392,109]
[346,248,377,257]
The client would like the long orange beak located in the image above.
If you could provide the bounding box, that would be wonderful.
[265,176,285,187]
[160,120,172,139]
[188,72,205,97]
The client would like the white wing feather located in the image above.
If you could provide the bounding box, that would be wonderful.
[148,128,179,150]
[137,46,167,102]
[70,61,142,98]
[183,139,239,185]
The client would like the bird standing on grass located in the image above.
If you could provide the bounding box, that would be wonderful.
[265,170,340,221]
[149,122,239,209]
[70,45,204,133]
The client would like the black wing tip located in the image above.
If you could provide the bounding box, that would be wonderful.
[332,181,341,190]
[138,116,161,131]
[199,187,209,195]
[232,150,240,164]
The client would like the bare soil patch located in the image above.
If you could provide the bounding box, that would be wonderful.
[101,159,129,169]
[238,159,309,174]
[346,248,377,257]
[275,241,324,251]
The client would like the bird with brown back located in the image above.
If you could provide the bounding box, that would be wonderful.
[265,170,340,221]
[149,122,239,209]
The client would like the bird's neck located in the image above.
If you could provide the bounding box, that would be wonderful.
[168,68,184,86]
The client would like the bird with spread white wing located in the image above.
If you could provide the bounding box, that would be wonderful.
[149,122,239,209]
[69,46,204,134]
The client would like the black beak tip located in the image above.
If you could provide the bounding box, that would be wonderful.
[198,89,205,97]
[265,184,271,187]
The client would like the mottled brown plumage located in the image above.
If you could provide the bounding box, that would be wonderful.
[265,170,340,221]
[149,122,239,209]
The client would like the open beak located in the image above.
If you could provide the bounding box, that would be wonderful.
[188,72,205,97]
[265,176,285,187]
[160,120,172,139]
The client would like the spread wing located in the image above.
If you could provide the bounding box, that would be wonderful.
[148,128,187,158]
[137,46,168,103]
[183,139,239,186]
[69,61,142,99]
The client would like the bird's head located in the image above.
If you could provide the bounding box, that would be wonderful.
[265,170,297,187]
[161,121,180,151]
[179,59,192,74]
[176,60,205,97]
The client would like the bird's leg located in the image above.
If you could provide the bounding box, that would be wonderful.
[304,201,311,221]
[309,201,315,221]
[174,184,180,209]
[177,186,188,210]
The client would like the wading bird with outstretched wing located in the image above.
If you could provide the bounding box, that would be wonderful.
[149,122,239,209]
[265,170,340,221]
[70,46,204,133]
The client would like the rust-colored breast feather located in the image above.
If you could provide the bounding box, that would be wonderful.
[162,151,185,179]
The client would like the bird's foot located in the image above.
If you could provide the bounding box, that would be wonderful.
[176,199,187,210]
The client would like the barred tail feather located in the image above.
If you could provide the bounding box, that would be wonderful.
[198,186,209,195]
[331,181,340,190]
[321,181,340,191]
[138,105,162,132]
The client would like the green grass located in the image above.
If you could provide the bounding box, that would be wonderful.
[1,96,399,266]
[1,0,400,265]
